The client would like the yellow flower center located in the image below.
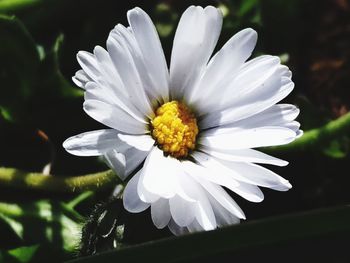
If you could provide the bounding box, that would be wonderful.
[151,101,199,158]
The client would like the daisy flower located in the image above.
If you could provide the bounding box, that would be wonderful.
[63,6,302,235]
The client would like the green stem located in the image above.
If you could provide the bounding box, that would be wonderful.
[0,167,119,193]
[0,0,41,12]
[266,112,350,152]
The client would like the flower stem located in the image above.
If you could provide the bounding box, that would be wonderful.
[266,112,350,153]
[0,0,41,12]
[0,167,119,193]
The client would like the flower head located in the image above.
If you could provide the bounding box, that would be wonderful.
[63,6,302,235]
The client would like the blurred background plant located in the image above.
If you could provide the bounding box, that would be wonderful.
[0,0,350,262]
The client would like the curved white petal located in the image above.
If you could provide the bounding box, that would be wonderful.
[168,219,189,236]
[151,198,171,229]
[217,160,292,191]
[189,154,264,203]
[106,35,154,117]
[231,182,264,203]
[199,127,297,150]
[182,160,239,190]
[109,24,159,105]
[104,149,126,179]
[191,176,245,219]
[127,7,169,102]
[92,46,129,98]
[194,152,291,191]
[203,104,300,136]
[170,6,222,100]
[123,170,150,213]
[117,134,154,151]
[140,147,196,201]
[140,147,176,199]
[63,129,121,156]
[76,51,100,82]
[83,100,147,134]
[207,194,240,227]
[194,186,217,231]
[72,69,91,88]
[199,147,288,167]
[200,64,295,129]
[169,195,196,227]
[84,81,146,124]
[188,28,257,106]
[124,147,150,177]
[137,167,160,203]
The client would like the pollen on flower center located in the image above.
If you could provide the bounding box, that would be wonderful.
[151,101,199,158]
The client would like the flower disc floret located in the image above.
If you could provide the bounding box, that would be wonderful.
[151,101,198,158]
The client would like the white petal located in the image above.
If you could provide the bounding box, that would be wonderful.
[170,6,222,99]
[195,151,291,191]
[140,147,176,199]
[109,24,159,105]
[140,147,196,201]
[117,134,154,151]
[207,194,240,227]
[151,198,171,229]
[84,81,146,124]
[104,149,126,179]
[182,160,239,190]
[194,179,245,219]
[105,142,151,180]
[190,153,264,203]
[72,70,91,88]
[123,170,150,213]
[124,147,151,177]
[199,127,297,150]
[199,147,288,167]
[83,100,147,134]
[194,186,217,231]
[188,28,257,106]
[200,66,295,129]
[231,182,264,203]
[168,219,189,236]
[137,167,160,203]
[216,160,292,191]
[169,195,196,227]
[92,46,129,98]
[106,36,154,117]
[76,51,100,82]
[63,129,120,156]
[203,104,300,135]
[186,219,205,233]
[127,7,169,102]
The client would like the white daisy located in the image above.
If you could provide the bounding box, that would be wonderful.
[63,6,302,235]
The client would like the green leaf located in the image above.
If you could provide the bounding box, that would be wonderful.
[68,205,350,263]
[0,244,70,263]
[38,34,83,98]
[0,0,41,13]
[0,197,86,253]
[237,0,259,17]
[0,15,40,122]
[6,245,39,263]
[322,137,349,158]
[0,15,81,123]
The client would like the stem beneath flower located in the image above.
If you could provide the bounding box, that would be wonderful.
[0,167,119,193]
[266,111,350,153]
